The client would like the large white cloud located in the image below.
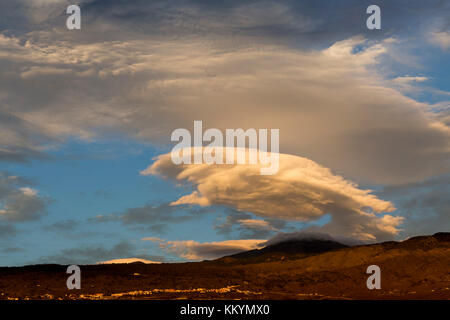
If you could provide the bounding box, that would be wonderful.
[0,33,448,184]
[143,148,403,241]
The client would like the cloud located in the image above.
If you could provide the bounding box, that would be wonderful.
[214,209,286,239]
[392,76,428,84]
[144,237,265,261]
[379,175,450,238]
[43,219,79,232]
[10,0,447,44]
[144,148,403,241]
[35,240,165,265]
[90,203,209,233]
[430,31,450,50]
[237,219,277,231]
[0,246,23,253]
[35,241,134,265]
[141,236,164,243]
[0,171,49,222]
[392,76,428,86]
[0,224,17,238]
[0,30,448,183]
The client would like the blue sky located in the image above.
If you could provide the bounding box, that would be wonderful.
[2,138,312,265]
[0,0,449,266]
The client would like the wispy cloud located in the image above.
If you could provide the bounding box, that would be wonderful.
[90,203,209,233]
[35,240,165,265]
[214,210,287,239]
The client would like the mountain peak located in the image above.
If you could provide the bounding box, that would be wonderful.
[217,238,348,264]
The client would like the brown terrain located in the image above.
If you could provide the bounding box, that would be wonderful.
[0,233,449,300]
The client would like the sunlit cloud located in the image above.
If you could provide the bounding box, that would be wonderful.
[144,148,403,241]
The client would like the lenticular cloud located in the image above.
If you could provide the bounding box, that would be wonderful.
[142,148,403,241]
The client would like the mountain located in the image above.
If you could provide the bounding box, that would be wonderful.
[97,258,161,265]
[216,238,348,264]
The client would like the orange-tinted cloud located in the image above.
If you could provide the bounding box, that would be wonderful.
[144,148,403,241]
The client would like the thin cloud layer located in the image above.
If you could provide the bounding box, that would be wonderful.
[0,224,17,238]
[35,241,165,265]
[144,148,403,241]
[214,210,287,239]
[89,203,209,234]
[379,175,450,238]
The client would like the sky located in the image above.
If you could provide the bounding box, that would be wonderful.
[0,0,449,266]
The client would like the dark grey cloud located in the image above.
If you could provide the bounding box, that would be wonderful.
[379,175,450,238]
[34,240,165,265]
[10,0,448,45]
[0,246,24,253]
[0,1,32,33]
[0,171,50,222]
[42,219,115,241]
[0,147,49,163]
[0,223,17,238]
[214,210,251,235]
[0,0,92,35]
[43,219,80,232]
[214,209,288,239]
[0,111,53,163]
[90,203,209,233]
